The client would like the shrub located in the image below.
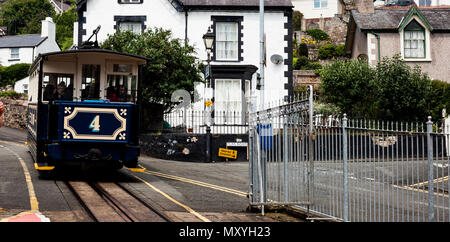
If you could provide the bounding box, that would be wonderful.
[318,60,377,119]
[318,44,346,60]
[429,80,450,121]
[305,28,329,41]
[0,90,22,99]
[294,56,309,70]
[375,55,433,121]
[0,63,31,87]
[293,11,303,31]
[298,43,308,57]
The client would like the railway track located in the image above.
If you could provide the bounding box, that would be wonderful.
[66,181,171,222]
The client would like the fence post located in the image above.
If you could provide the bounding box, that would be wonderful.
[308,85,314,206]
[426,116,435,222]
[342,114,348,221]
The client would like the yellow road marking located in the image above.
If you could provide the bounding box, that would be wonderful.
[407,176,449,188]
[0,144,39,212]
[132,175,211,222]
[134,166,247,197]
[392,184,448,198]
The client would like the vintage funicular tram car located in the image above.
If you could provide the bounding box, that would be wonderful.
[27,49,149,174]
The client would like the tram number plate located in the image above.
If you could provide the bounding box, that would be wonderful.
[218,148,237,159]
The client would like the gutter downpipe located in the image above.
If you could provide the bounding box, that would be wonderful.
[370,32,381,63]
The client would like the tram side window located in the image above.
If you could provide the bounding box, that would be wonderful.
[106,75,137,103]
[106,64,137,103]
[43,74,74,101]
[81,64,100,100]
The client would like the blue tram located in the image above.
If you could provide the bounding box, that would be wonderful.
[27,49,149,174]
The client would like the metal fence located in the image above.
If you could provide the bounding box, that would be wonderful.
[163,108,248,134]
[249,85,450,222]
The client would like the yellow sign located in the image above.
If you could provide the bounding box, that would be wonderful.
[205,100,213,107]
[218,148,237,159]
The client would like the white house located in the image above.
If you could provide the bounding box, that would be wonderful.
[75,0,294,115]
[0,17,60,94]
[0,17,61,67]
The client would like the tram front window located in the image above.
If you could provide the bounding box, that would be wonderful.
[42,73,73,101]
[81,64,100,100]
[106,74,137,103]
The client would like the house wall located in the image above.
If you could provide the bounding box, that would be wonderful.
[292,0,341,19]
[350,27,367,60]
[0,47,34,67]
[371,32,450,83]
[78,0,291,110]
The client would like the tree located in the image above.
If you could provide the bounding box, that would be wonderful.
[318,59,377,119]
[0,0,55,35]
[53,6,77,50]
[293,11,303,31]
[101,28,204,130]
[375,55,433,121]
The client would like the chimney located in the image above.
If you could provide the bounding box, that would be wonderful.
[41,17,56,40]
[356,0,375,14]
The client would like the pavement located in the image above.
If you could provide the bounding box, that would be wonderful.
[0,126,295,222]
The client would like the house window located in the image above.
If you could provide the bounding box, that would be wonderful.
[419,0,431,6]
[215,79,241,111]
[81,65,101,100]
[314,0,328,8]
[114,16,146,35]
[404,20,425,59]
[215,22,239,61]
[10,48,19,60]
[119,22,143,34]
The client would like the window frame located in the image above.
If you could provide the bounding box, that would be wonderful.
[114,16,147,35]
[314,0,328,9]
[400,17,432,62]
[211,16,244,63]
[9,48,20,60]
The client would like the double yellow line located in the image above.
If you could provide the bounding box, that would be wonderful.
[143,169,248,198]
[392,176,449,198]
[129,165,248,222]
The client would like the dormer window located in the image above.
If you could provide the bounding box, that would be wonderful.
[404,19,425,59]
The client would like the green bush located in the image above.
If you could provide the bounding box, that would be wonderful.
[318,60,377,119]
[293,11,303,31]
[294,56,322,70]
[305,28,329,41]
[298,43,308,57]
[318,44,345,60]
[318,55,445,122]
[0,90,22,99]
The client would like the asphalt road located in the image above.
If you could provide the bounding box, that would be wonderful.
[0,126,280,222]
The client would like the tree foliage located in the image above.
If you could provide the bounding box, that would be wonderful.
[0,0,55,35]
[318,55,447,122]
[54,6,77,50]
[0,63,31,87]
[101,28,204,110]
[293,11,303,31]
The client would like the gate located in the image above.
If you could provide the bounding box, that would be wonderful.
[249,85,314,207]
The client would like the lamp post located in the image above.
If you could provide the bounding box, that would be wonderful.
[203,27,214,163]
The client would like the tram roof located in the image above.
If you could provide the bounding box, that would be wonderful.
[30,48,150,73]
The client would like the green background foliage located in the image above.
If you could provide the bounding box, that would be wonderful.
[293,11,303,31]
[305,28,329,41]
[0,63,31,87]
[101,28,204,110]
[318,55,449,122]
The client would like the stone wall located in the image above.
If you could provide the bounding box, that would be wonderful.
[0,97,27,130]
[293,70,321,90]
[140,133,249,162]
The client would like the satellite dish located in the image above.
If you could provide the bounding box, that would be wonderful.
[270,54,284,64]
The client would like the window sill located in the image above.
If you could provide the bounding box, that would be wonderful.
[403,58,432,62]
[8,59,20,62]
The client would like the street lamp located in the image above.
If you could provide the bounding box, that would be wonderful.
[202,27,214,88]
[202,27,214,163]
